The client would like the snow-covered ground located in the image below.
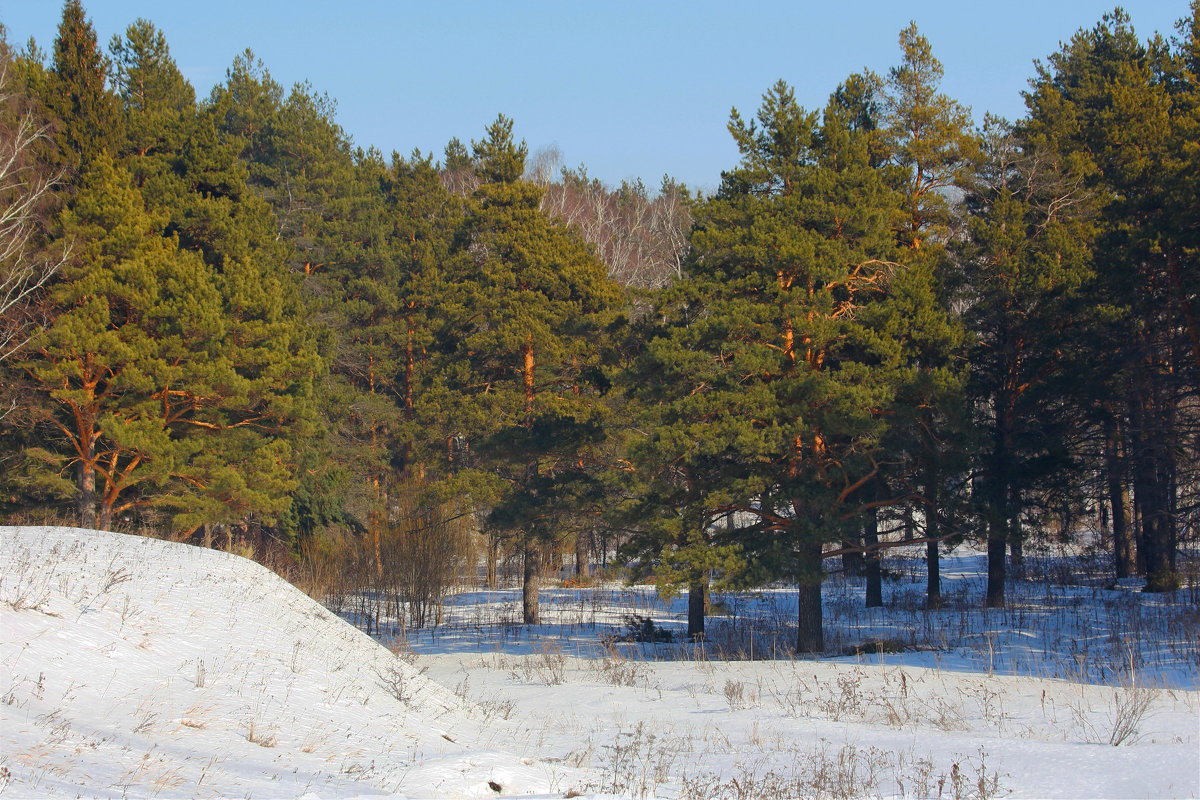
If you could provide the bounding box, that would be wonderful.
[2,525,1197,799]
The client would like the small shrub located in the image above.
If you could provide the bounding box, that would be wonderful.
[604,614,674,644]
[590,647,651,688]
[723,679,746,711]
[376,658,425,705]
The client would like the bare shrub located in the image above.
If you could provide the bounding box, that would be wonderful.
[679,764,796,800]
[587,721,686,798]
[1106,685,1156,746]
[589,645,651,688]
[0,57,67,369]
[723,679,746,711]
[296,476,479,631]
[789,742,890,799]
[375,658,424,706]
[475,694,517,723]
[512,641,567,686]
[944,748,1004,800]
[378,479,478,628]
[1070,679,1159,746]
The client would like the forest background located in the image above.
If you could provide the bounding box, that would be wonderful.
[0,1,1196,651]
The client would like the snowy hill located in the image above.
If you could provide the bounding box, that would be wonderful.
[2,525,1197,799]
[0,526,575,798]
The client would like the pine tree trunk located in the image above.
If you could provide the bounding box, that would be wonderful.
[794,539,824,653]
[522,336,535,416]
[687,576,706,641]
[77,448,96,530]
[404,315,415,419]
[842,544,864,577]
[1105,412,1135,579]
[1009,504,1024,577]
[988,525,1008,606]
[796,582,823,654]
[574,532,590,580]
[924,464,941,609]
[486,533,498,589]
[1131,373,1177,591]
[986,403,1015,608]
[522,536,540,624]
[1099,497,1110,551]
[985,469,1008,608]
[863,494,882,609]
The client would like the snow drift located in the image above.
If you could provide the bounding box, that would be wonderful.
[0,526,571,798]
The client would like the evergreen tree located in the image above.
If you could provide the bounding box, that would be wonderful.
[433,115,622,623]
[109,18,194,164]
[19,156,218,528]
[636,81,903,651]
[15,153,319,535]
[1023,8,1196,591]
[879,25,975,609]
[960,118,1097,607]
[47,0,122,170]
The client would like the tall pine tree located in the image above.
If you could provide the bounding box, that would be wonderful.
[432,115,622,623]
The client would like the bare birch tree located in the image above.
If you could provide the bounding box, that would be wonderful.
[0,60,67,365]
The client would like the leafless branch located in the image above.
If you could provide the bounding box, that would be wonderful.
[0,62,68,361]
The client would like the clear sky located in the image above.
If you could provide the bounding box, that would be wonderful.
[1,1,1189,193]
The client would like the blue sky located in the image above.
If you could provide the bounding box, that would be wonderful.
[1,1,1189,193]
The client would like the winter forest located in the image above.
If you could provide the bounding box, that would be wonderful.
[2,0,1199,660]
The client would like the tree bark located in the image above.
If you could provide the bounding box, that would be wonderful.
[985,470,1007,608]
[986,400,1015,608]
[863,491,882,609]
[522,535,540,624]
[574,532,590,580]
[795,538,824,653]
[1008,500,1024,577]
[687,576,707,641]
[522,335,535,416]
[1130,371,1177,591]
[986,525,1007,608]
[923,464,941,609]
[1104,411,1135,579]
[841,543,864,577]
[77,445,96,530]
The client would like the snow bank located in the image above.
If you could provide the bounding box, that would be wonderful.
[0,526,573,799]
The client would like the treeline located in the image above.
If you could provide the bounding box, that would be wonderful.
[0,2,1196,650]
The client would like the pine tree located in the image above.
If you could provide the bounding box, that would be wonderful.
[19,156,219,528]
[109,18,194,164]
[635,81,903,652]
[960,118,1097,607]
[879,25,975,609]
[433,115,622,623]
[47,0,122,170]
[1023,8,1195,591]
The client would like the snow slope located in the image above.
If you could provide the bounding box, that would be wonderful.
[0,526,576,798]
[1,525,1197,799]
